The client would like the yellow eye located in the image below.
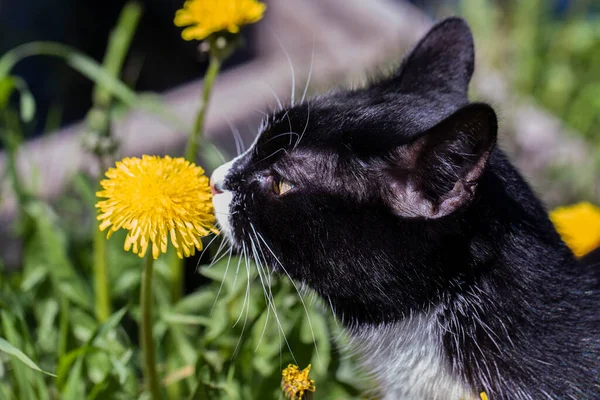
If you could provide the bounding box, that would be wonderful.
[273,177,294,195]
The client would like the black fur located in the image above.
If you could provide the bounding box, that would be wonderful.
[218,18,600,399]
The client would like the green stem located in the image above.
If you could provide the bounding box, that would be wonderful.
[93,225,111,322]
[184,55,221,162]
[141,253,162,400]
[173,53,220,303]
[91,2,142,322]
[93,1,142,109]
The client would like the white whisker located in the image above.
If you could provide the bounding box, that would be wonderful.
[196,232,222,271]
[269,27,296,106]
[300,33,316,105]
[249,225,298,364]
[294,101,310,149]
[226,118,244,156]
[211,247,233,314]
[251,226,318,362]
[206,236,232,269]
[262,80,284,111]
[209,143,226,164]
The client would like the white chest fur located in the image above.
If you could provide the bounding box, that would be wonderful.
[347,313,475,400]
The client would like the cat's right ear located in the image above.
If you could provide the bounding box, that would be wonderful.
[394,17,474,97]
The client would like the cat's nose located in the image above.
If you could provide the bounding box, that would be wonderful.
[210,179,223,195]
[210,162,232,195]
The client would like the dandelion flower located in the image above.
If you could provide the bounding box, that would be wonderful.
[281,364,315,400]
[550,202,600,258]
[96,155,216,259]
[174,0,266,41]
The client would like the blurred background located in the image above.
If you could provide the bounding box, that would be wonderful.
[0,0,599,256]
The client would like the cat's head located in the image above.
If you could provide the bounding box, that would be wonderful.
[211,18,498,324]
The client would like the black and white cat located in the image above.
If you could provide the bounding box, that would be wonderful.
[210,18,600,400]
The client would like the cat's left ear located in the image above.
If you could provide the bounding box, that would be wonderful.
[384,103,497,219]
[395,17,474,96]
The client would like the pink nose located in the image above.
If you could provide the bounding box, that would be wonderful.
[210,178,223,195]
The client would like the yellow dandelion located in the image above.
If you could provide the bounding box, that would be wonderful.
[174,0,266,41]
[550,202,600,258]
[281,364,316,400]
[96,155,216,259]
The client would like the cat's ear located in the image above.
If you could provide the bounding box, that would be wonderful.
[395,17,474,96]
[384,103,497,219]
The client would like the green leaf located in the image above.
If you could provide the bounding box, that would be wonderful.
[1,311,49,400]
[0,338,56,377]
[173,291,215,314]
[163,313,212,326]
[0,76,15,109]
[0,76,36,122]
[18,83,35,122]
[0,41,183,129]
[23,201,94,311]
[57,308,127,389]
[20,264,48,292]
[62,357,85,400]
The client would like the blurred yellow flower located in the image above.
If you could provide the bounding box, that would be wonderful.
[480,391,489,400]
[96,155,216,259]
[174,0,266,41]
[281,364,316,400]
[550,202,600,258]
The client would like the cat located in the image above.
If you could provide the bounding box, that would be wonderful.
[210,17,600,400]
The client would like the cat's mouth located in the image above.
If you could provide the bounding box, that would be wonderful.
[211,161,235,240]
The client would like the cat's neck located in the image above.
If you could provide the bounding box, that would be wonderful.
[343,154,595,398]
[344,231,583,399]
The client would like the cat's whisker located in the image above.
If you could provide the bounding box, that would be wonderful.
[254,237,278,352]
[211,246,233,315]
[232,244,250,328]
[300,33,316,105]
[205,235,232,269]
[214,211,237,216]
[263,131,299,145]
[294,101,310,149]
[252,147,289,166]
[327,295,339,328]
[230,246,245,293]
[252,227,320,363]
[262,80,284,111]
[277,109,294,146]
[275,320,282,370]
[268,27,296,107]
[225,118,244,156]
[209,143,227,164]
[253,263,273,352]
[231,246,253,357]
[248,226,297,364]
[195,232,222,271]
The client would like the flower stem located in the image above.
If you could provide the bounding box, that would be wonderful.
[141,253,162,400]
[174,52,220,303]
[184,54,221,162]
[93,224,111,322]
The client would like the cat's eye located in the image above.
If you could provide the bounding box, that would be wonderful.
[272,176,294,195]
